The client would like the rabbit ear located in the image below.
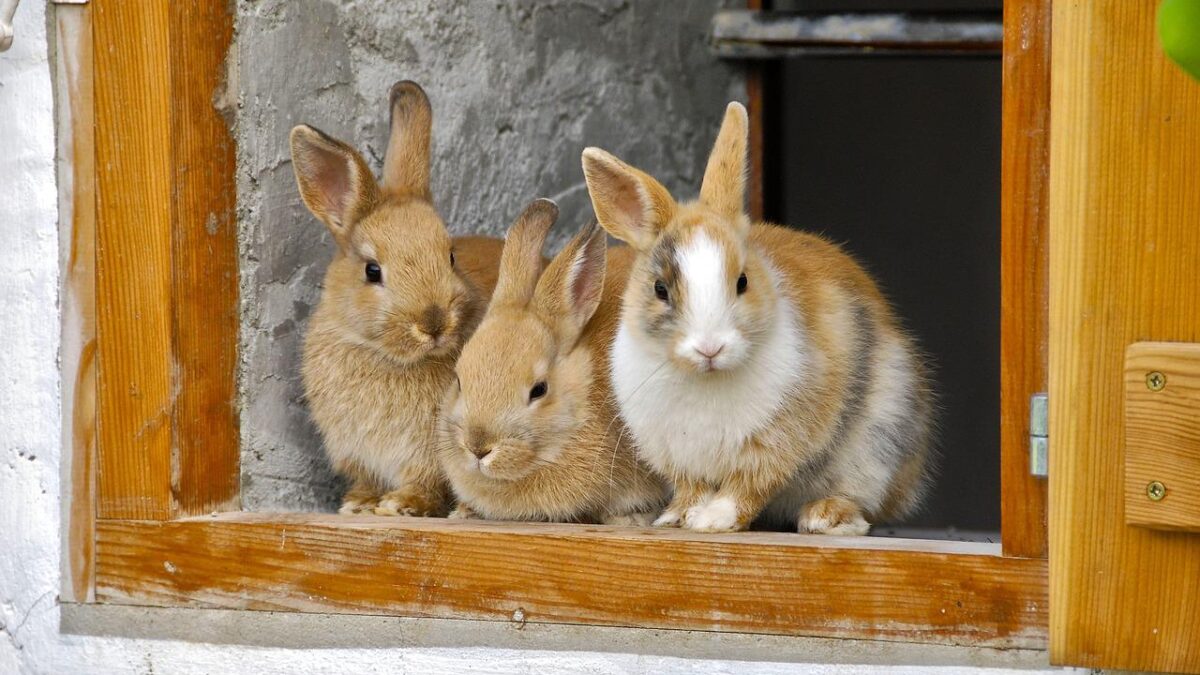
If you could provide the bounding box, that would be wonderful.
[699,102,749,224]
[534,222,607,349]
[581,147,675,251]
[492,199,559,308]
[290,124,380,248]
[381,81,432,200]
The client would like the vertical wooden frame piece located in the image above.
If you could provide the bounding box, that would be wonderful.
[92,0,239,520]
[57,1,97,602]
[167,1,240,515]
[1049,1,1200,670]
[999,0,1051,559]
[94,0,174,520]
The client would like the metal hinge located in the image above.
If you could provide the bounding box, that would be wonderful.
[1029,393,1048,478]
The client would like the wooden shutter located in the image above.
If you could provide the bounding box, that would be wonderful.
[1049,1,1200,671]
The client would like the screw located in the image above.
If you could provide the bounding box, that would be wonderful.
[1146,371,1167,391]
[1147,481,1167,501]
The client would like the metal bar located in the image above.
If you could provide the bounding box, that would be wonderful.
[712,9,1003,59]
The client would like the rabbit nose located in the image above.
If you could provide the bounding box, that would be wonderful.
[694,343,724,360]
[420,305,446,338]
[466,428,492,459]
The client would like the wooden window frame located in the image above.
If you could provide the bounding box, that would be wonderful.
[60,0,1052,650]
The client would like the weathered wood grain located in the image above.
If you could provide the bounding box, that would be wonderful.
[166,1,240,515]
[96,516,1048,649]
[93,0,174,519]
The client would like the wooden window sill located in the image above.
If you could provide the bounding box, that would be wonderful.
[95,513,1047,649]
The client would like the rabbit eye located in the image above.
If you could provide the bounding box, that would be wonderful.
[736,272,748,295]
[529,381,548,402]
[365,262,382,284]
[653,280,669,302]
[449,251,456,267]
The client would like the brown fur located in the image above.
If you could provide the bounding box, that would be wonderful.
[291,81,503,515]
[438,200,667,523]
[582,103,935,534]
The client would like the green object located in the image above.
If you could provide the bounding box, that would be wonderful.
[1160,0,1200,81]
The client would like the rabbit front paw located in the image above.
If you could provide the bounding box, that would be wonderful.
[652,510,684,527]
[654,482,710,527]
[797,497,870,536]
[374,489,444,517]
[683,496,744,533]
[339,493,380,515]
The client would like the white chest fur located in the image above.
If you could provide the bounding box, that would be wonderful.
[610,294,807,482]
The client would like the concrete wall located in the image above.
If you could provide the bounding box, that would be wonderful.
[0,2,1077,672]
[237,0,747,511]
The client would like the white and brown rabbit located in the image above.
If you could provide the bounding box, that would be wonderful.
[580,102,935,535]
[291,81,503,516]
[438,199,666,524]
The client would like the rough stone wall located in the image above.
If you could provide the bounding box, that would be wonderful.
[237,0,747,511]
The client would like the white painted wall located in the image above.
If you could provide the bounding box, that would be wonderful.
[0,3,1070,673]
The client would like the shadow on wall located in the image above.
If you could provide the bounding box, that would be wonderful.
[237,0,745,511]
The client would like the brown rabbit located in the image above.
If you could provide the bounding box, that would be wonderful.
[438,199,666,524]
[581,102,935,534]
[291,81,503,516]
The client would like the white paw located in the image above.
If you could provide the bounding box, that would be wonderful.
[652,510,683,528]
[822,519,870,536]
[447,504,475,520]
[798,509,870,536]
[684,496,741,532]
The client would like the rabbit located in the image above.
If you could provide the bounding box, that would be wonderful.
[579,102,935,535]
[437,198,667,524]
[290,81,503,516]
